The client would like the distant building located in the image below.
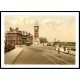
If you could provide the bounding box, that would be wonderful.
[39,37,47,43]
[5,27,33,46]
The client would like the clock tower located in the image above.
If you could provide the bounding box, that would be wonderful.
[33,21,40,45]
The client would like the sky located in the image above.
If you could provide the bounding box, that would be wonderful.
[4,15,76,42]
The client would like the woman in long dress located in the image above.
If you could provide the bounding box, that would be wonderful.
[58,46,60,54]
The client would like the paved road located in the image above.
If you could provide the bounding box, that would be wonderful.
[13,45,75,64]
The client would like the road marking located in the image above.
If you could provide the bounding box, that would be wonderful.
[38,47,75,63]
[39,52,56,64]
[39,51,70,64]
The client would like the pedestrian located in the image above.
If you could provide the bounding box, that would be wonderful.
[67,48,70,54]
[64,46,66,53]
[58,46,60,54]
[54,45,56,50]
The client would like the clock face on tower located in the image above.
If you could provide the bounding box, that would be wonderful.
[34,26,38,32]
[35,26,38,29]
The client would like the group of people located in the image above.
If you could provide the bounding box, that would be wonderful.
[55,45,71,54]
[63,46,71,54]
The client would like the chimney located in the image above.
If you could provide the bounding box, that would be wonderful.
[10,27,12,31]
[23,31,25,34]
[16,27,18,31]
[29,32,30,34]
[26,31,27,34]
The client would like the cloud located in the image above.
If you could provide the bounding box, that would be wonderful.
[40,18,63,27]
[41,18,62,24]
[4,16,76,42]
[22,16,35,24]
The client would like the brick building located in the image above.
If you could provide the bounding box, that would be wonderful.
[5,27,33,46]
[21,31,33,45]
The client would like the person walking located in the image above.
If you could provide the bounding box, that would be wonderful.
[54,45,56,50]
[58,46,60,54]
[57,45,61,58]
[64,46,66,53]
[67,47,71,54]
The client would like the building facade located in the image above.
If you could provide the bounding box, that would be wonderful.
[21,31,33,45]
[5,27,33,46]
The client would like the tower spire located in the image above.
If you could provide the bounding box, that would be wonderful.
[36,20,38,25]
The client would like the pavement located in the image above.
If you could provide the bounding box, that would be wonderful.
[4,47,23,64]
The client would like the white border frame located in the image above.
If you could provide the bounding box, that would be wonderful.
[1,12,79,68]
